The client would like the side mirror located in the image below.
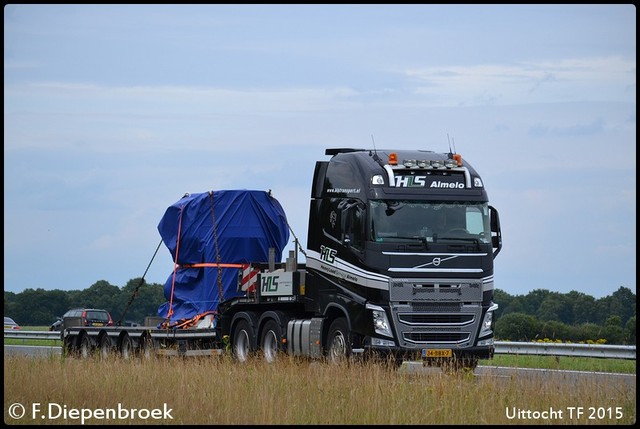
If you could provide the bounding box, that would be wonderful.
[489,205,502,258]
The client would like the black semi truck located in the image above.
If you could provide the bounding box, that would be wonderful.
[61,148,502,369]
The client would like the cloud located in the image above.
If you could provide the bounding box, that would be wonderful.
[403,57,636,105]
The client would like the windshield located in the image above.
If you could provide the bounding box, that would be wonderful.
[370,200,491,243]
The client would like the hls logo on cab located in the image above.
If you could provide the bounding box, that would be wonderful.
[394,176,426,187]
[320,245,337,264]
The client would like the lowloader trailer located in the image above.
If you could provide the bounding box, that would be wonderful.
[61,148,502,369]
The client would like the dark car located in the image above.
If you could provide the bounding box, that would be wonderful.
[49,308,114,331]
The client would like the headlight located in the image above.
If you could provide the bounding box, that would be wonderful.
[479,303,498,338]
[366,303,393,338]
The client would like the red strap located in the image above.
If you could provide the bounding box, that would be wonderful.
[178,263,244,268]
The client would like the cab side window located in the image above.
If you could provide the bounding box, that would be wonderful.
[321,198,365,252]
[347,201,365,251]
[339,199,366,252]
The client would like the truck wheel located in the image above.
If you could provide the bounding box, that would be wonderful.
[326,317,352,364]
[120,334,133,359]
[62,336,75,357]
[78,334,92,359]
[260,319,283,363]
[232,319,256,363]
[140,335,155,359]
[99,335,113,359]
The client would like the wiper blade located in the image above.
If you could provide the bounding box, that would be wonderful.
[435,236,481,247]
[389,235,430,249]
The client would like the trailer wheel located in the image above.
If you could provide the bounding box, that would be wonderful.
[140,335,155,359]
[120,334,134,359]
[78,334,92,359]
[326,317,352,364]
[99,335,113,359]
[62,336,75,357]
[260,319,283,363]
[232,319,255,363]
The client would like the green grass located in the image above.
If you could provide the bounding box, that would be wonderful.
[4,338,61,346]
[480,354,635,374]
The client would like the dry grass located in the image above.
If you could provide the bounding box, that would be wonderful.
[4,353,636,425]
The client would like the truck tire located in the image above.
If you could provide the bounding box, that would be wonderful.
[260,319,283,363]
[78,334,92,359]
[140,334,155,359]
[120,334,133,359]
[326,317,352,364]
[232,319,256,363]
[99,335,113,359]
[62,336,75,357]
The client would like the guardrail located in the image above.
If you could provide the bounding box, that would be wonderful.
[4,331,636,360]
[494,341,636,360]
[4,330,62,341]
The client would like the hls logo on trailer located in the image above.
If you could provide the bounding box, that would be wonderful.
[260,272,296,297]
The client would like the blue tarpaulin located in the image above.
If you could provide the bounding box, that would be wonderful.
[156,190,290,324]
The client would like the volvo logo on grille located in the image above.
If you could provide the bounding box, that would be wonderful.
[432,257,441,266]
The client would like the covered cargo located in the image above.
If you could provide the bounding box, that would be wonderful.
[156,190,290,324]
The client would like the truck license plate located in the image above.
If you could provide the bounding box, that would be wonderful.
[422,349,452,358]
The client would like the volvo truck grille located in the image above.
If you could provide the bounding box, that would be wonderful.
[388,279,484,350]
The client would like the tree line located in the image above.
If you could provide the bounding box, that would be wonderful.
[4,280,636,345]
[493,286,635,345]
[4,279,165,328]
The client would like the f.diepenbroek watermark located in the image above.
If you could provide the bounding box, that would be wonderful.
[8,402,173,424]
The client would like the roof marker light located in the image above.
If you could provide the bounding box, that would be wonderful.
[403,159,416,168]
[431,160,443,168]
[444,159,458,168]
[388,153,398,165]
[417,160,428,168]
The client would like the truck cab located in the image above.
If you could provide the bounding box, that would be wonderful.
[304,148,502,368]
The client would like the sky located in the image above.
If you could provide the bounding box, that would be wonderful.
[4,4,636,299]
